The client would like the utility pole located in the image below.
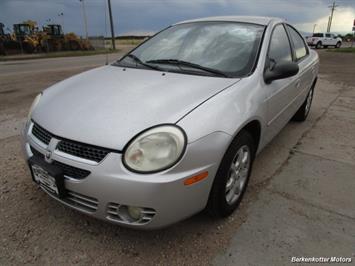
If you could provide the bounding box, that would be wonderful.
[312,24,317,34]
[107,0,116,50]
[79,0,89,39]
[58,12,64,32]
[327,1,338,33]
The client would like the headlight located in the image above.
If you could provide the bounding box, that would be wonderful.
[27,93,42,120]
[123,125,186,173]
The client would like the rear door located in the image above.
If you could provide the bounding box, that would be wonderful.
[286,25,314,109]
[325,33,332,45]
[330,34,337,45]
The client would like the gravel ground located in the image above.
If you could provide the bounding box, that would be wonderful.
[0,50,354,265]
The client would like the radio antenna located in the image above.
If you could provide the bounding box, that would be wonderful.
[104,0,109,65]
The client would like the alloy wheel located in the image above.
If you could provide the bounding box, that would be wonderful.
[225,145,250,205]
[305,89,313,116]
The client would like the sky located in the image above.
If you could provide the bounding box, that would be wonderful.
[1,0,355,37]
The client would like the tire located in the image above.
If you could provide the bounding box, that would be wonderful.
[69,40,80,51]
[0,42,5,55]
[316,42,322,49]
[206,130,256,217]
[292,86,314,122]
[336,42,341,48]
[23,42,34,53]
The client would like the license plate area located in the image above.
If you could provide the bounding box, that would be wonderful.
[32,164,59,194]
[29,156,66,198]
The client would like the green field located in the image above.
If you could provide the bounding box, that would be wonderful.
[327,47,355,53]
[0,49,120,61]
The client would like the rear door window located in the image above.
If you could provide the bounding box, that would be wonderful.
[286,25,308,61]
[313,33,323,37]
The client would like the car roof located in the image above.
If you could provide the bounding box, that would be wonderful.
[175,16,283,26]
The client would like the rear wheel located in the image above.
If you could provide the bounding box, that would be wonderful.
[316,41,322,49]
[23,42,34,53]
[0,41,5,55]
[206,130,255,217]
[68,40,80,51]
[292,87,314,122]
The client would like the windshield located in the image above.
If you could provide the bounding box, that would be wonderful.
[118,22,265,78]
[312,33,323,37]
[15,25,31,35]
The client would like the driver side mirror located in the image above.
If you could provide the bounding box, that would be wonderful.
[264,60,299,84]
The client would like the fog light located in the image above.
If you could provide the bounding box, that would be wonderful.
[110,204,156,224]
[127,206,143,220]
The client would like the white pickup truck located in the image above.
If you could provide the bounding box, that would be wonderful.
[306,33,342,49]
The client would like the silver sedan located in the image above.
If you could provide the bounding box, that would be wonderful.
[22,16,319,229]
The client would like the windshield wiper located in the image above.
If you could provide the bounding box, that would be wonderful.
[146,59,229,77]
[120,54,163,71]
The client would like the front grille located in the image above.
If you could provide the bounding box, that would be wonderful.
[30,146,90,179]
[31,121,113,163]
[65,190,98,212]
[31,146,45,158]
[32,123,52,145]
[53,161,91,179]
[57,140,110,163]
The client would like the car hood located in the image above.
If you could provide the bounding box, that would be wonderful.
[32,65,239,150]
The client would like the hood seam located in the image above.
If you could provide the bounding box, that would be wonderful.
[175,78,241,124]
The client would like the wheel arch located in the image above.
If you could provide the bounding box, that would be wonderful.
[311,76,318,89]
[240,120,261,153]
[230,119,262,155]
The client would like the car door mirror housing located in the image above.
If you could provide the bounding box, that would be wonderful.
[264,61,299,84]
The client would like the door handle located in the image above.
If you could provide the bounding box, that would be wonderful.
[296,80,301,89]
[311,67,316,75]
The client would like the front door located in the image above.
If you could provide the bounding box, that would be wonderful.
[264,24,298,144]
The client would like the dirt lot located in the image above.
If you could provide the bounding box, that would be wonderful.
[0,50,354,265]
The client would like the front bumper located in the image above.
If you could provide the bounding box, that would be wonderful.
[22,121,231,229]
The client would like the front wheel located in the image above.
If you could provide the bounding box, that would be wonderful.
[292,87,314,122]
[316,42,322,49]
[23,42,34,53]
[206,130,255,217]
[336,42,341,48]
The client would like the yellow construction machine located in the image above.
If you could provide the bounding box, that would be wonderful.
[13,23,42,53]
[1,20,94,55]
[41,24,65,52]
[0,23,5,55]
[0,23,22,55]
[42,24,93,51]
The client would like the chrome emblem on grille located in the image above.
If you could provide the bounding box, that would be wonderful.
[43,138,60,163]
[45,150,52,163]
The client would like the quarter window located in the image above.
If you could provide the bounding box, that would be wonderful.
[268,24,292,64]
[287,25,308,60]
